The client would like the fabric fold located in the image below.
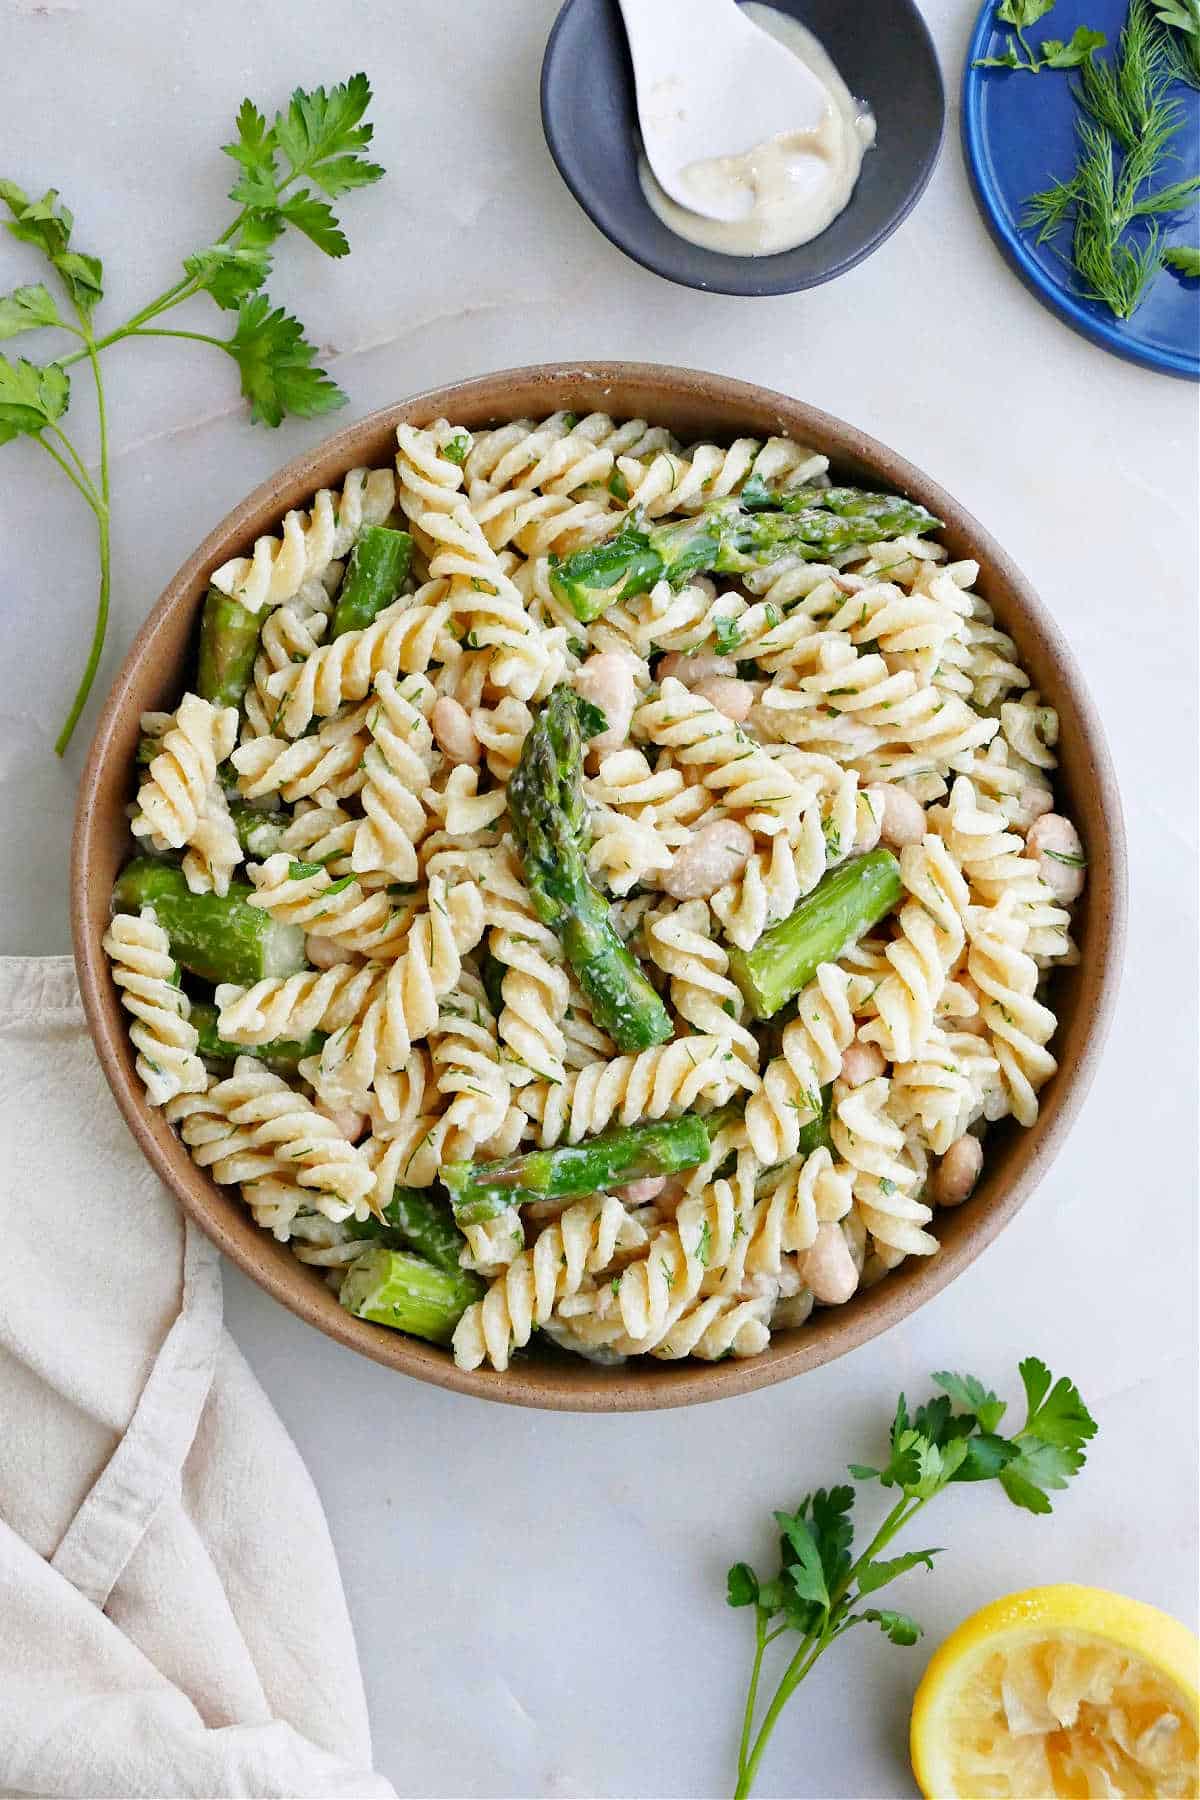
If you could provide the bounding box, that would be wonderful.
[0,955,396,1799]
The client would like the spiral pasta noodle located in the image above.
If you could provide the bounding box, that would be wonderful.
[634,677,805,839]
[361,1051,442,1197]
[483,843,571,1086]
[166,1055,373,1217]
[641,901,759,1063]
[859,836,971,1063]
[247,852,415,961]
[518,1037,754,1147]
[266,589,454,740]
[452,1195,649,1372]
[131,693,238,854]
[930,776,1072,962]
[747,1148,853,1277]
[304,877,485,1107]
[103,909,207,1106]
[232,702,373,805]
[350,672,436,881]
[965,897,1058,1127]
[746,964,868,1165]
[241,583,332,742]
[831,1076,938,1258]
[214,959,378,1047]
[426,972,513,1161]
[211,468,395,614]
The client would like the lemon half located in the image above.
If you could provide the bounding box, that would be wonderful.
[911,1585,1200,1798]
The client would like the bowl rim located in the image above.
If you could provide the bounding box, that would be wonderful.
[539,0,946,297]
[72,360,1127,1412]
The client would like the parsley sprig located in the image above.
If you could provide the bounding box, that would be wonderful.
[0,73,383,754]
[974,0,1108,73]
[726,1358,1097,1799]
[1153,0,1200,83]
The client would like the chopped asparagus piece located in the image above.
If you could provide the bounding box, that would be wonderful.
[330,524,413,637]
[444,1115,711,1227]
[548,488,942,622]
[507,687,672,1051]
[227,798,285,860]
[196,587,261,709]
[339,1247,484,1345]
[345,1186,467,1276]
[728,850,902,1020]
[189,1001,325,1072]
[112,858,305,987]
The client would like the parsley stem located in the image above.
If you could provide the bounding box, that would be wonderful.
[34,431,103,516]
[736,1612,773,1787]
[124,325,228,350]
[736,1631,827,1800]
[57,278,206,367]
[44,423,103,510]
[55,329,112,755]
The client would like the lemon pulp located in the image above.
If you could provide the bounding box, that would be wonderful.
[935,1626,1198,1796]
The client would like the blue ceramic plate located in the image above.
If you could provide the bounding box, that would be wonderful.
[963,0,1200,379]
[541,0,944,297]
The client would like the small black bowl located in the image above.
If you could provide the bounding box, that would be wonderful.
[541,0,945,296]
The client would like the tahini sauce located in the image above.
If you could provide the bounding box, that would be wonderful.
[637,4,876,257]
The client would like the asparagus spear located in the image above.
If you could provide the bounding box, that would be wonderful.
[549,489,942,623]
[339,1246,484,1345]
[196,587,262,709]
[444,1115,711,1226]
[227,798,286,860]
[507,686,672,1051]
[330,523,413,637]
[189,1000,325,1072]
[728,850,902,1020]
[112,858,306,986]
[739,474,940,536]
[344,1185,468,1275]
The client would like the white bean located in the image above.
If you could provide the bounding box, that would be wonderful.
[617,1175,668,1207]
[656,651,738,686]
[1026,812,1086,902]
[431,695,481,765]
[866,783,926,850]
[692,675,755,723]
[1019,783,1054,825]
[840,1040,886,1087]
[662,819,755,900]
[929,1135,983,1208]
[305,934,357,970]
[573,653,638,751]
[800,1223,860,1305]
[314,1097,369,1145]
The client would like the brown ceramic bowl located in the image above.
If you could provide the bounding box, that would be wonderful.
[72,363,1126,1412]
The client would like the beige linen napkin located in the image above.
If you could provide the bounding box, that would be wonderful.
[0,956,396,1800]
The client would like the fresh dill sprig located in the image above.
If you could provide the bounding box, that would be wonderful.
[1023,0,1200,319]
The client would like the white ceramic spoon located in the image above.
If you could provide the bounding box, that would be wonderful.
[616,0,831,222]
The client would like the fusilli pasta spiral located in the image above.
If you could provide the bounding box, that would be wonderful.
[103,909,206,1105]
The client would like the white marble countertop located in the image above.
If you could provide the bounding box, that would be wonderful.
[3,1,1196,1794]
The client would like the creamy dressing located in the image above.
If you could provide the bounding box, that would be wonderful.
[637,4,876,257]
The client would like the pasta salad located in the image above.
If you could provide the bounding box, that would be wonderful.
[103,412,1086,1374]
